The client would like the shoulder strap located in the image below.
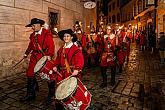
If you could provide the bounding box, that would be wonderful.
[63,48,72,73]
[42,32,48,50]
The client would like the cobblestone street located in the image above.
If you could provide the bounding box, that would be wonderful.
[0,44,165,110]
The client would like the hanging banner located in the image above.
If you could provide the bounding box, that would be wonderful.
[147,0,155,5]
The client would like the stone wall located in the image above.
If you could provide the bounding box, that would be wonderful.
[0,0,84,79]
[157,3,165,35]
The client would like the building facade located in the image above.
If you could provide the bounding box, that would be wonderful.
[157,0,165,37]
[0,0,91,79]
[119,0,165,47]
[108,0,121,26]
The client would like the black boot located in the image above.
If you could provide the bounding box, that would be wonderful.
[100,67,107,88]
[34,78,39,92]
[111,66,116,86]
[119,65,123,73]
[47,81,55,100]
[20,78,36,102]
[100,75,107,88]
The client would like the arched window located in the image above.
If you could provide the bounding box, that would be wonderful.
[109,5,111,12]
[117,13,120,22]
[109,16,111,23]
[112,15,116,23]
[138,0,142,13]
[112,2,115,10]
[117,0,119,7]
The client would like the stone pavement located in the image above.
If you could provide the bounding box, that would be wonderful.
[0,43,165,110]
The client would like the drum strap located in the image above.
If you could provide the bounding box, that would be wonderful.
[35,34,45,56]
[63,48,72,73]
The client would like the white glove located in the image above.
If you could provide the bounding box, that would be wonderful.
[72,70,79,76]
[53,66,57,72]
[47,56,51,60]
[24,54,28,58]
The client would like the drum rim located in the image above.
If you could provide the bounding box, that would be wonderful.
[55,77,78,100]
[34,56,48,74]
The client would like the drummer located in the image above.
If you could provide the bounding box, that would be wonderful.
[20,18,55,103]
[99,25,117,87]
[53,29,84,82]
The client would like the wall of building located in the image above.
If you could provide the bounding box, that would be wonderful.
[108,0,121,25]
[84,8,97,34]
[0,0,85,79]
[121,0,135,26]
[157,2,165,37]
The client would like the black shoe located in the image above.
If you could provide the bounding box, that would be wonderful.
[20,78,36,102]
[46,81,55,102]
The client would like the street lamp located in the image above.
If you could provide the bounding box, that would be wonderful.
[83,0,96,9]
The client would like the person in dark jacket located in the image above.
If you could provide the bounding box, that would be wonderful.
[149,31,156,54]
[159,32,165,64]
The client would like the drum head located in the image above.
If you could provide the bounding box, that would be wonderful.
[34,56,47,73]
[55,77,78,100]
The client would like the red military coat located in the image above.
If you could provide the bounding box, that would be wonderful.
[25,28,55,77]
[100,34,116,67]
[76,32,87,50]
[121,31,130,59]
[53,43,84,82]
[81,33,87,49]
[116,32,125,66]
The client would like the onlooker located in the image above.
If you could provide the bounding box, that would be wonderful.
[149,31,156,54]
[158,32,165,64]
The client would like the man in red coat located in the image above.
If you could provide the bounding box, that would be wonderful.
[52,29,84,109]
[20,18,55,102]
[73,21,87,52]
[53,29,84,82]
[115,29,125,73]
[100,26,117,87]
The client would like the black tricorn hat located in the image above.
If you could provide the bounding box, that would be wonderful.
[58,29,77,42]
[26,18,45,27]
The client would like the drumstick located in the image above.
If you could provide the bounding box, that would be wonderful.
[55,70,63,78]
[11,57,24,69]
[56,71,74,85]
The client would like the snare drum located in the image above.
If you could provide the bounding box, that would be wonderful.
[34,56,56,81]
[55,77,92,110]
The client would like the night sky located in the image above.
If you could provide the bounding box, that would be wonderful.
[102,0,130,16]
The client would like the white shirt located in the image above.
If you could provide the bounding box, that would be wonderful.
[35,27,43,35]
[63,42,73,48]
[104,34,115,39]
